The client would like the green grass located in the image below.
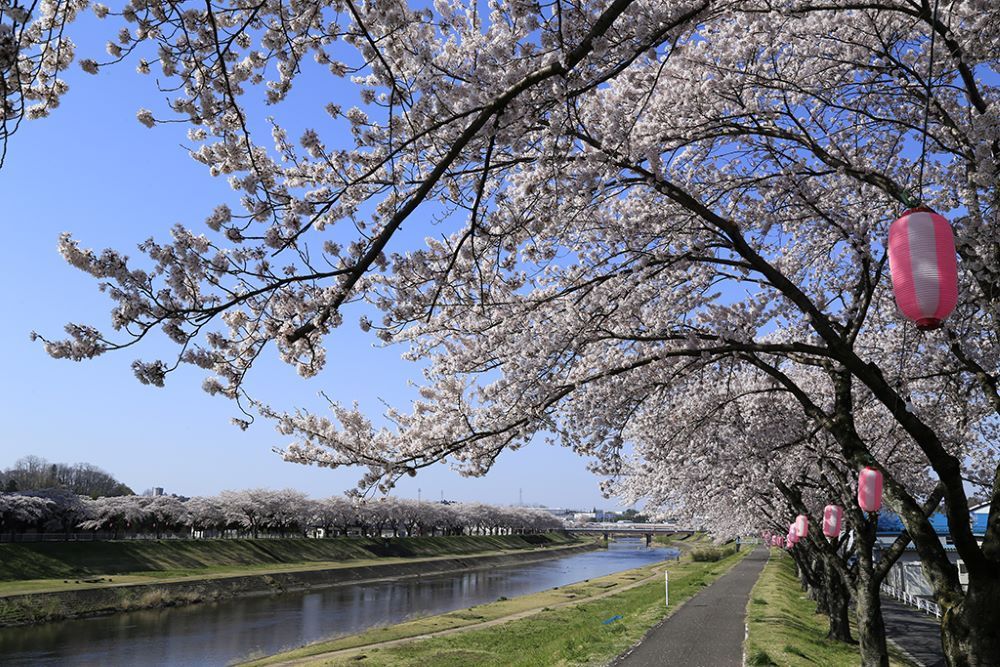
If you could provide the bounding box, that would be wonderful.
[245,545,749,666]
[652,532,706,548]
[690,545,737,562]
[0,534,579,592]
[745,550,912,667]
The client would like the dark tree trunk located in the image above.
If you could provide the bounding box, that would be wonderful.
[855,566,889,667]
[802,550,852,643]
[852,521,889,667]
[939,569,1000,667]
[823,559,853,643]
[810,555,829,610]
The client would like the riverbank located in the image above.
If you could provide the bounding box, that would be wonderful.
[245,540,747,666]
[744,550,913,666]
[0,534,593,626]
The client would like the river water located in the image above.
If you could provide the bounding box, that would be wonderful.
[0,539,676,666]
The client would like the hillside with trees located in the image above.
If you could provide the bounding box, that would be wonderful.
[1,456,133,498]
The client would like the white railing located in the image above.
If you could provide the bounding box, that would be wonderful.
[881,583,942,619]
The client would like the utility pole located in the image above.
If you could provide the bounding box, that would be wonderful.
[418,488,421,504]
[519,488,523,507]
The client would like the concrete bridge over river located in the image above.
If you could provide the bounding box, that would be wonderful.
[565,523,696,546]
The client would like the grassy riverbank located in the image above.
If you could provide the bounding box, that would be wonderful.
[744,550,913,667]
[0,534,593,626]
[651,531,704,547]
[245,542,749,666]
[0,534,579,596]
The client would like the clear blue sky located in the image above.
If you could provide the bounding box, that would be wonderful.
[0,12,620,511]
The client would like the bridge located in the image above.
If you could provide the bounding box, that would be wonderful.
[565,523,696,546]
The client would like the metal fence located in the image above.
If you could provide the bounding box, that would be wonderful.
[881,583,942,619]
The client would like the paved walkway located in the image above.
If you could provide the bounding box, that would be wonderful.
[881,596,946,667]
[613,546,769,667]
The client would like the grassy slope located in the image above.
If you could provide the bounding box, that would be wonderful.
[651,531,703,547]
[246,544,748,666]
[745,550,912,667]
[0,534,578,589]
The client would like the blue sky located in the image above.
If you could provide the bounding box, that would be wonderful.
[0,13,618,510]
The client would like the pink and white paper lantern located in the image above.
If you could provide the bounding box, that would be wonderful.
[858,467,883,513]
[888,207,959,330]
[794,514,809,538]
[822,505,843,537]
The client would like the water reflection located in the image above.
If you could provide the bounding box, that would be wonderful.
[0,539,676,666]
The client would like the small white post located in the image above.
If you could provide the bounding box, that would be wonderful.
[664,571,669,608]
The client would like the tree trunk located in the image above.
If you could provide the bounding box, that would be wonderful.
[855,565,889,667]
[939,569,1000,667]
[824,561,853,643]
[810,555,828,609]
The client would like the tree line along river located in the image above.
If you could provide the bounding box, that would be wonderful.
[0,539,677,666]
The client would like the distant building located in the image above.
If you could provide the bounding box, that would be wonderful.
[877,503,989,597]
[524,507,578,518]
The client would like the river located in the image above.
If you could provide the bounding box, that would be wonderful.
[0,539,677,666]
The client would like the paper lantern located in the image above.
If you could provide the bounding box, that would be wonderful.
[822,505,843,537]
[794,514,809,538]
[858,467,883,512]
[888,207,959,330]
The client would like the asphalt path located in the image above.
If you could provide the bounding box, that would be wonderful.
[881,596,946,667]
[613,546,769,667]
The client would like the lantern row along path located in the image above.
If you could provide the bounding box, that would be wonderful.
[881,596,946,667]
[613,546,769,667]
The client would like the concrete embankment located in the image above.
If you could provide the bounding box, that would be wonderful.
[0,541,598,627]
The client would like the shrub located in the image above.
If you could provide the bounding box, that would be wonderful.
[747,648,777,666]
[690,545,738,562]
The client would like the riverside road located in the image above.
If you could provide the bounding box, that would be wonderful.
[614,546,769,667]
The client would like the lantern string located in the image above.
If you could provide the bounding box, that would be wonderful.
[898,318,908,384]
[916,0,942,205]
[883,324,909,463]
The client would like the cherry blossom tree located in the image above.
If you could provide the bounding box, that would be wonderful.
[607,367,904,662]
[17,0,1000,663]
[185,495,227,536]
[79,494,147,537]
[263,488,310,535]
[310,495,357,536]
[139,494,188,537]
[0,492,53,537]
[218,488,274,538]
[26,488,95,536]
[3,487,559,542]
[0,0,89,167]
